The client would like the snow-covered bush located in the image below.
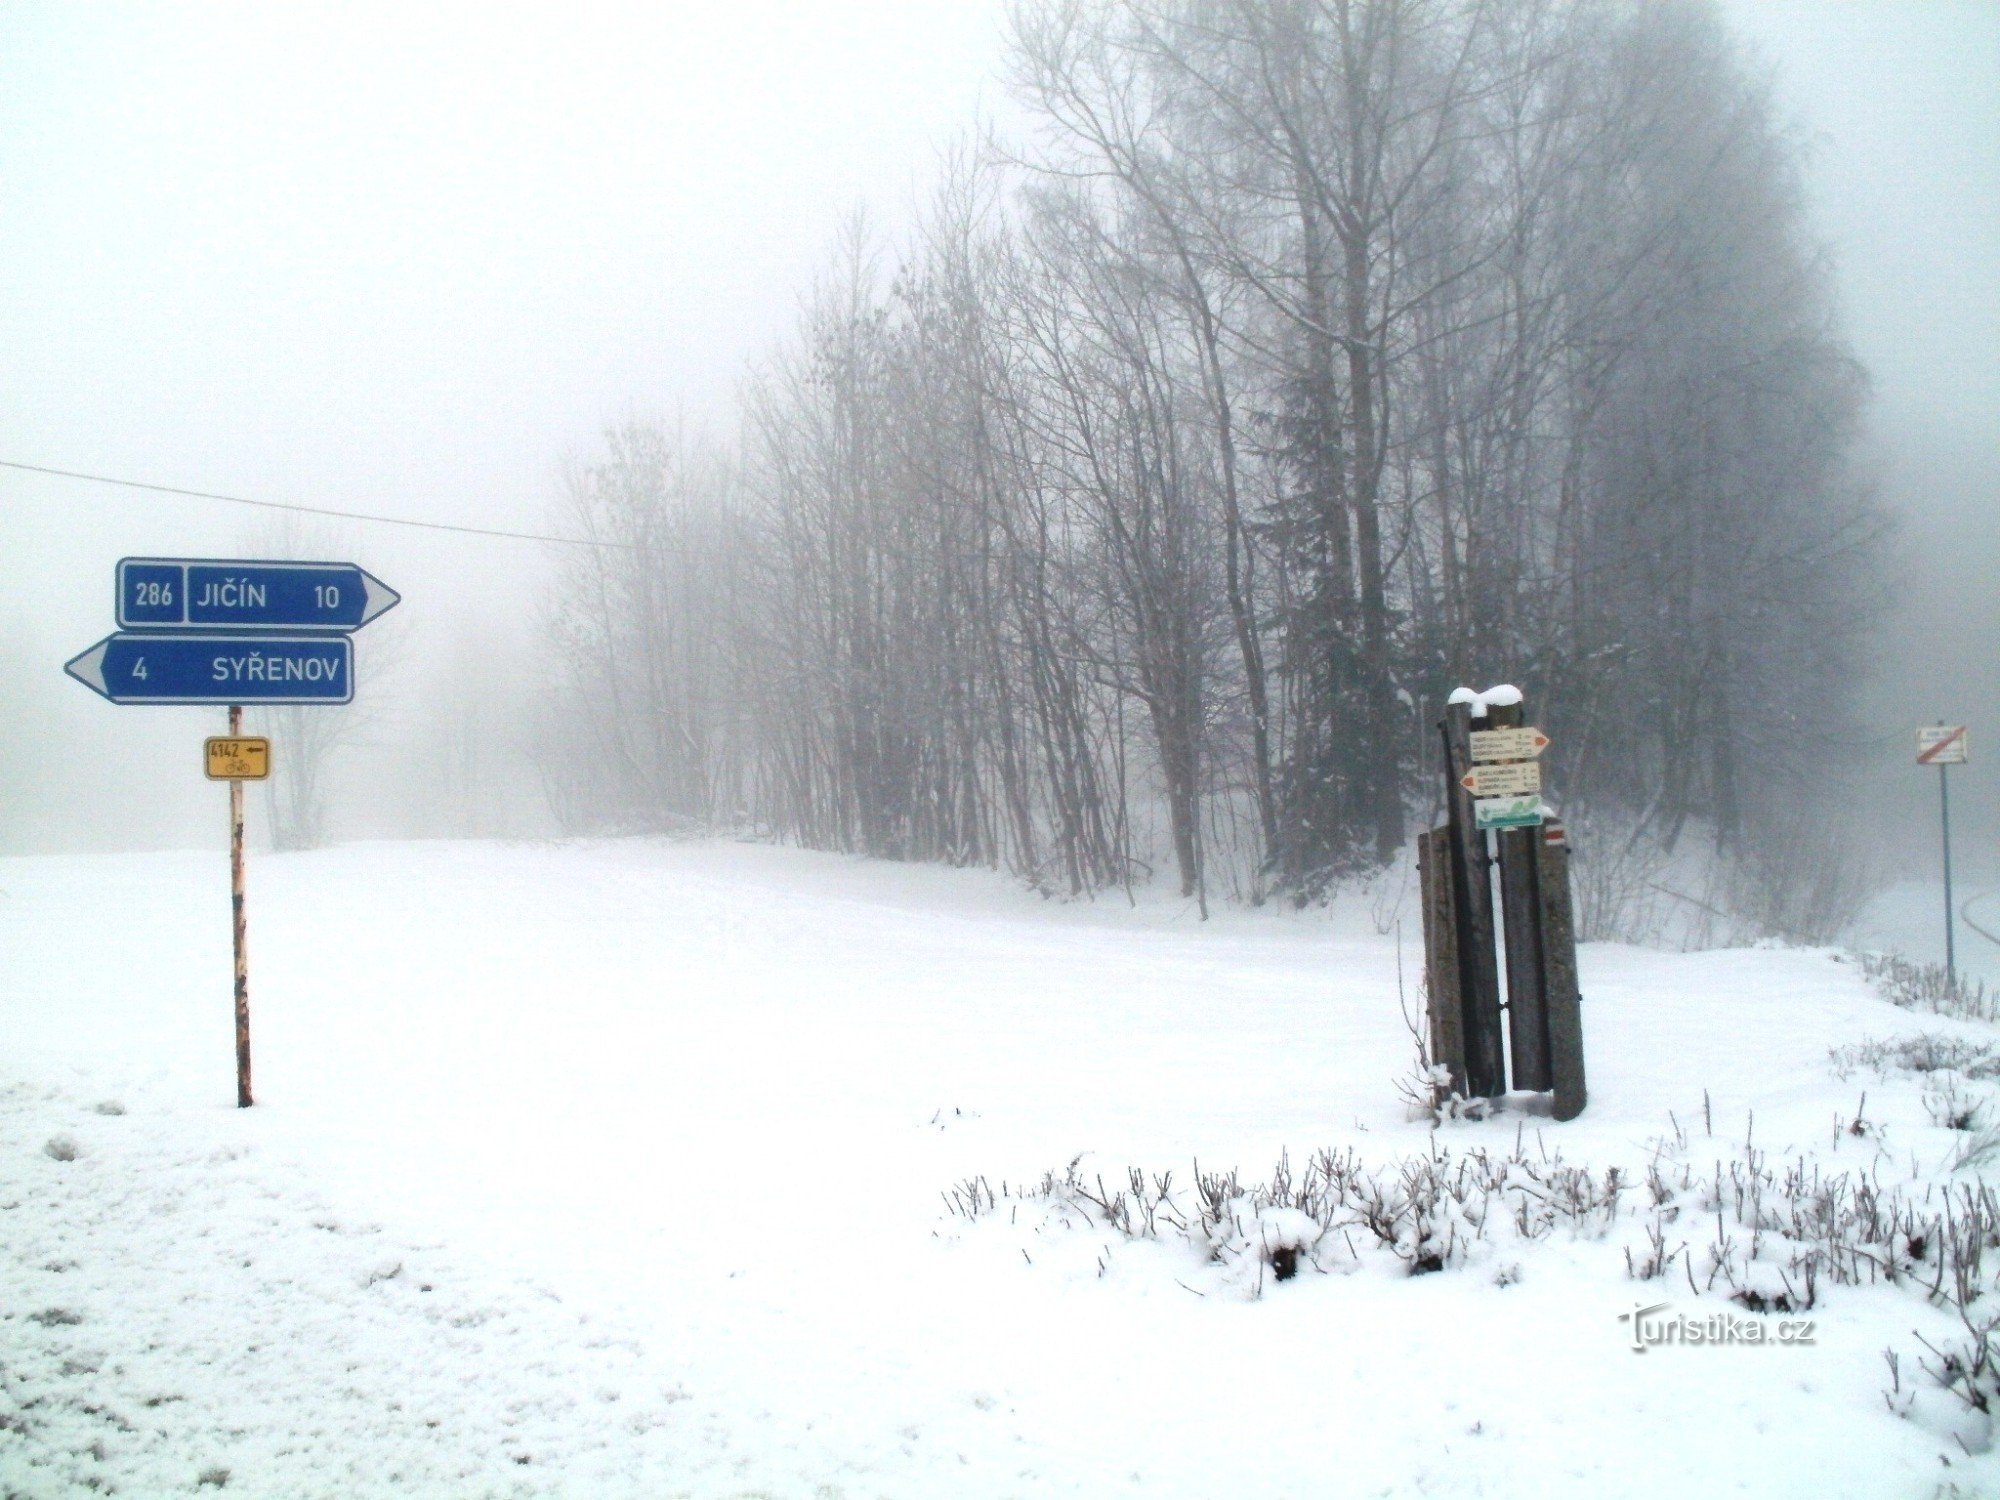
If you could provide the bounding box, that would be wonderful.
[1565,808,1878,949]
[1887,1307,2000,1457]
[1831,1034,2000,1081]
[1858,951,2000,1025]
[954,1126,2000,1309]
[946,1137,1628,1298]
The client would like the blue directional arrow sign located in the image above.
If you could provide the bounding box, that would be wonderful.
[117,557,400,632]
[64,634,354,705]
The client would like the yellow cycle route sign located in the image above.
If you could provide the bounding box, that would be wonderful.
[205,737,270,781]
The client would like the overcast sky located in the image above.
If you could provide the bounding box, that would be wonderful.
[0,1,1013,849]
[1719,0,2000,866]
[1724,0,1999,434]
[1,1,1995,862]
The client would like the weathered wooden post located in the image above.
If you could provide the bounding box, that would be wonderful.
[1538,819,1586,1121]
[1488,699,1552,1092]
[1442,697,1505,1099]
[1417,827,1467,1096]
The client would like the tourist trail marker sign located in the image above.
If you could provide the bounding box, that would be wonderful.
[64,555,399,1109]
[117,557,400,632]
[1460,760,1542,798]
[1468,727,1550,763]
[1917,723,1971,983]
[1474,794,1545,831]
[205,737,270,781]
[65,634,354,705]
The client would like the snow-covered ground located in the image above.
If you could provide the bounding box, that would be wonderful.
[3,838,1998,1497]
[1859,878,2000,994]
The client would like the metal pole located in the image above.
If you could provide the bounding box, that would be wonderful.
[1942,760,1956,985]
[229,704,253,1107]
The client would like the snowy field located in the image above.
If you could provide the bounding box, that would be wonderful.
[3,838,1999,1498]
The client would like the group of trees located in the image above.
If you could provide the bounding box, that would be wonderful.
[546,0,1880,910]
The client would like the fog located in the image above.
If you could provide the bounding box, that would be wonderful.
[1,1,1994,889]
[1722,0,2000,879]
[1,1,1009,851]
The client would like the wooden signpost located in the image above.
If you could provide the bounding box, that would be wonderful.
[1418,685,1585,1119]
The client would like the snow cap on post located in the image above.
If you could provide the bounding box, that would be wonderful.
[1447,683,1523,719]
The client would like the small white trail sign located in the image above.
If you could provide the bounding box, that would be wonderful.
[1468,727,1550,764]
[1917,725,1969,765]
[1460,761,1542,797]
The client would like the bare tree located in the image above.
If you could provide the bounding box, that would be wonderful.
[542,419,745,833]
[539,0,1883,929]
[240,515,399,851]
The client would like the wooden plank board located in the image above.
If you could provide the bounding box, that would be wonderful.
[1443,703,1505,1098]
[1498,824,1552,1091]
[1538,834,1587,1120]
[1418,827,1467,1097]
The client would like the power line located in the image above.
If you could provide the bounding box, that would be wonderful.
[0,458,631,550]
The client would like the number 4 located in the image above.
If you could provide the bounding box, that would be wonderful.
[132,657,147,680]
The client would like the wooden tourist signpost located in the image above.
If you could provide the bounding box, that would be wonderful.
[1418,685,1585,1120]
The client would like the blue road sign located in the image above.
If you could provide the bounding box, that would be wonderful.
[116,557,399,632]
[64,634,354,705]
